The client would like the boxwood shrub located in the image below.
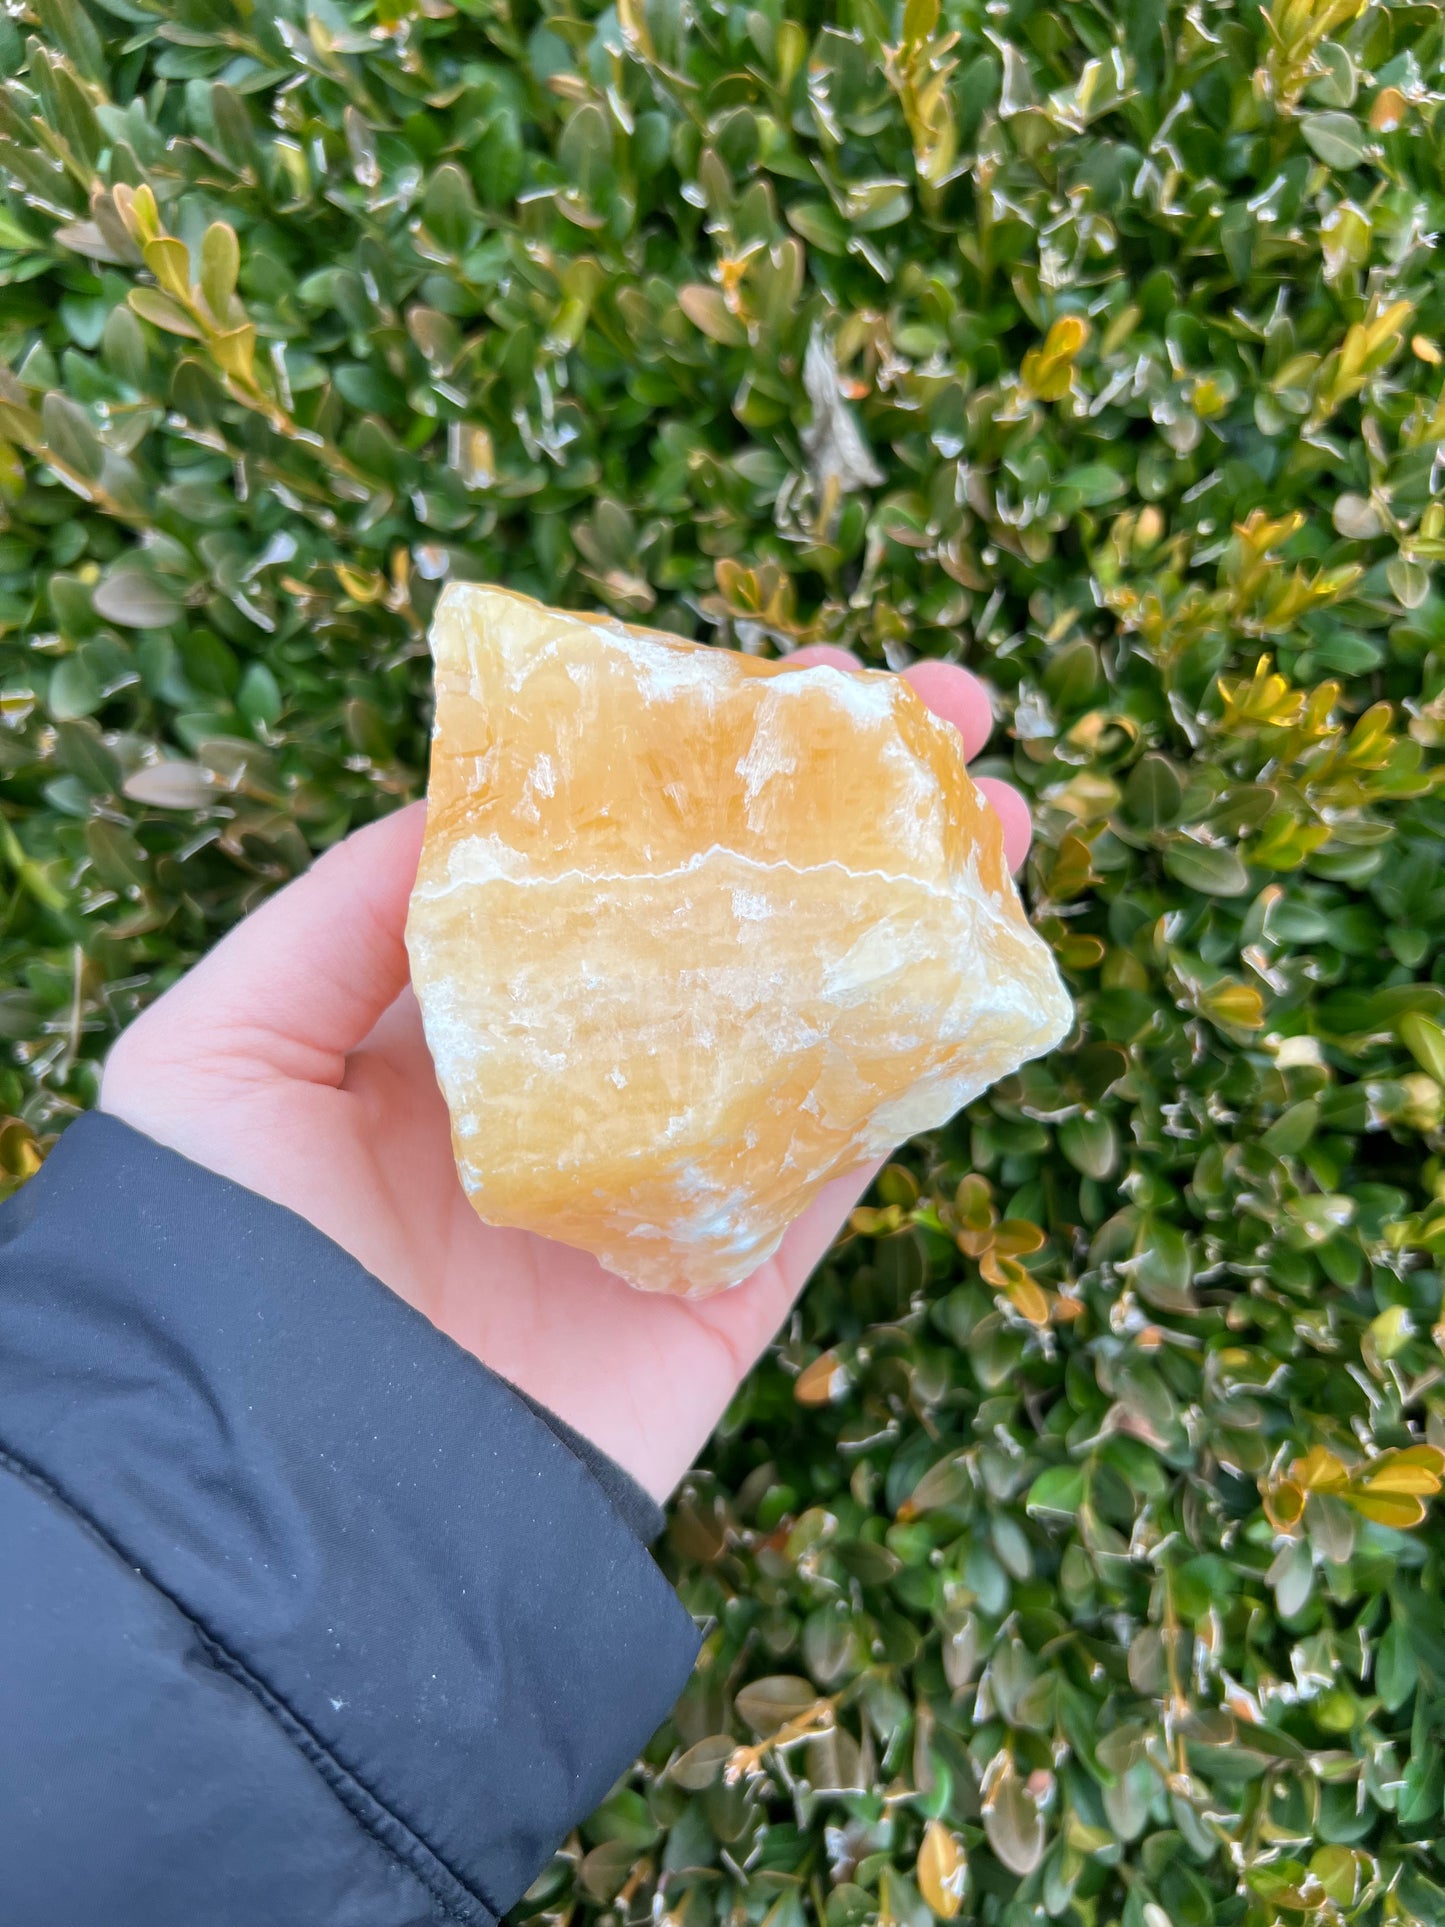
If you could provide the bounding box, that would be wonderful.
[2,2,1445,1926]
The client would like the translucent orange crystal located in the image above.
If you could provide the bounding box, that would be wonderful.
[406,586,1072,1296]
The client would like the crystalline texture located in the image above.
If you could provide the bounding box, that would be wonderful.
[406,586,1073,1296]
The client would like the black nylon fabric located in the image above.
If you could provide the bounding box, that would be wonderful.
[0,1114,700,1924]
[0,1457,448,1926]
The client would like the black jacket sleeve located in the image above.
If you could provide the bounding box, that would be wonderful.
[0,1113,700,1927]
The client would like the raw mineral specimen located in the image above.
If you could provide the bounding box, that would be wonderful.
[406,586,1073,1296]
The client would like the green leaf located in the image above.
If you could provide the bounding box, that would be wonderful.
[786,201,848,254]
[200,223,239,322]
[1126,1216,1195,1311]
[101,305,149,389]
[677,284,746,345]
[900,1453,970,1516]
[47,653,102,720]
[1397,1750,1444,1827]
[32,0,105,80]
[670,1735,735,1789]
[85,818,148,887]
[92,565,183,629]
[982,1757,1046,1876]
[40,392,103,481]
[578,1838,638,1903]
[1388,556,1431,609]
[1379,1613,1423,1714]
[210,82,258,171]
[237,662,282,729]
[474,110,524,206]
[1026,1465,1085,1519]
[1400,1013,1445,1083]
[1059,1111,1118,1178]
[558,102,613,196]
[1123,754,1184,830]
[735,1675,817,1734]
[1162,839,1251,896]
[1301,112,1370,169]
[1063,463,1129,508]
[420,163,480,254]
[121,761,215,809]
[1306,42,1357,108]
[128,286,203,338]
[847,179,912,231]
[0,204,41,250]
[902,0,939,48]
[53,62,102,168]
[1262,1100,1318,1156]
[586,1787,659,1848]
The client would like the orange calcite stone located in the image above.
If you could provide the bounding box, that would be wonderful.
[406,586,1072,1295]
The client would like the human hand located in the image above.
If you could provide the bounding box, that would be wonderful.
[101,648,1031,1504]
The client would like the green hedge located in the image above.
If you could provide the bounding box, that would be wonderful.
[3,0,1445,1923]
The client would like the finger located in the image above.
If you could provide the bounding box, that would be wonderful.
[141,801,427,1082]
[974,776,1032,871]
[903,659,994,762]
[783,643,862,671]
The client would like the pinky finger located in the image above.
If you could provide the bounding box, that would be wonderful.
[974,776,1032,873]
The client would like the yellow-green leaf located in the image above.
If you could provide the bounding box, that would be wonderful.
[129,286,202,338]
[677,284,747,345]
[1401,1012,1445,1083]
[143,234,192,300]
[200,221,240,322]
[917,1819,966,1919]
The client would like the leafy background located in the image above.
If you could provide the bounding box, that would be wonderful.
[3,0,1445,1923]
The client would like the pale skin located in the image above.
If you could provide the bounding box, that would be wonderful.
[101,645,1032,1504]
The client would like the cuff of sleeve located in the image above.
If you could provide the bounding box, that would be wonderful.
[0,1113,700,1924]
[509,1382,666,1545]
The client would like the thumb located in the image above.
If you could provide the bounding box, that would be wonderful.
[119,801,427,1087]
